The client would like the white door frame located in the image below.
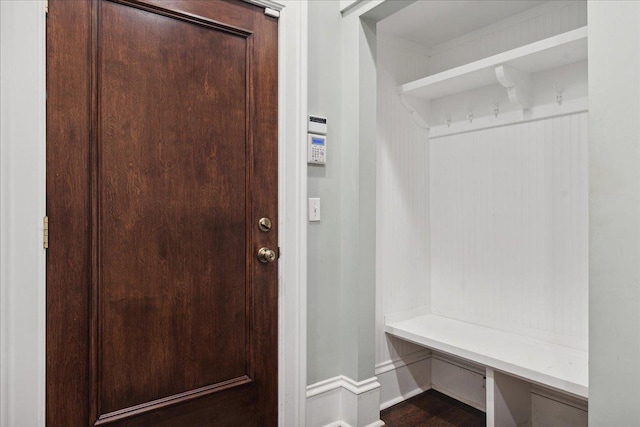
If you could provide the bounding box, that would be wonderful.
[0,1,307,426]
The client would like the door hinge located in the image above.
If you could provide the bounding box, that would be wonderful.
[44,0,49,15]
[43,216,49,249]
[277,246,281,259]
[264,7,279,18]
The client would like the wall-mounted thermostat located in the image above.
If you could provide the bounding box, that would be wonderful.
[308,115,327,135]
[308,134,326,165]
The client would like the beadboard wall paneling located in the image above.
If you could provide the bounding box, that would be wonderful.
[430,112,588,351]
[376,34,431,365]
[426,1,587,78]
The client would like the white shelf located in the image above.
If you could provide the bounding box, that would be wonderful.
[385,313,588,399]
[398,27,587,101]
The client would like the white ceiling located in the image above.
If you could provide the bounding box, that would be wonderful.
[378,0,543,49]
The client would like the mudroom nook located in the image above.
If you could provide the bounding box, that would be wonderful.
[376,1,588,425]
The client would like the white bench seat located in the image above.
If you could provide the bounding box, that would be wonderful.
[385,313,588,399]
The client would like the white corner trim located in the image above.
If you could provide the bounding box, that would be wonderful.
[342,376,382,396]
[277,1,308,426]
[306,376,382,427]
[0,1,47,427]
[307,375,380,398]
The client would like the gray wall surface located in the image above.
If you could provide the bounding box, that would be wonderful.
[307,0,381,385]
[307,0,344,385]
[588,1,640,424]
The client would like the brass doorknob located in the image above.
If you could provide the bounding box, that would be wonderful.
[257,247,276,263]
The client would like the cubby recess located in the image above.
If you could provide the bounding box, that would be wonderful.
[377,2,589,425]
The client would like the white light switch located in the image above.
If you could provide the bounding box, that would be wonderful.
[308,198,321,222]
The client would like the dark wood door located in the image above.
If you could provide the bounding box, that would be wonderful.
[46,1,278,425]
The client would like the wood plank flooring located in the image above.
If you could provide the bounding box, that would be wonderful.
[380,390,486,427]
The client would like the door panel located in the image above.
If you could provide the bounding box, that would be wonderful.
[46,1,278,426]
[99,1,249,414]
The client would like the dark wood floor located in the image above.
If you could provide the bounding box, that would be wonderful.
[380,390,486,427]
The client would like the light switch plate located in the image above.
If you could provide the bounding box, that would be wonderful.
[308,198,321,222]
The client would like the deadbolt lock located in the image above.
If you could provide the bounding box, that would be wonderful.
[258,247,277,263]
[258,217,272,232]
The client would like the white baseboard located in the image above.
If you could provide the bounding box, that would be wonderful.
[376,349,432,410]
[372,350,587,427]
[375,350,485,412]
[319,421,385,427]
[306,375,383,427]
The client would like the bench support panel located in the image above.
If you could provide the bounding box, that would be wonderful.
[487,368,532,427]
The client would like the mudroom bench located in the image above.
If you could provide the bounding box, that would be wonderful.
[385,312,588,426]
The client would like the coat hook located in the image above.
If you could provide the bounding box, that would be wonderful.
[467,113,474,123]
[446,117,451,128]
[556,93,563,106]
[493,104,500,118]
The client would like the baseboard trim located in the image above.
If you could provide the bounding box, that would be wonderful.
[377,350,486,413]
[307,376,346,398]
[306,375,381,398]
[342,375,382,395]
[380,385,432,411]
[320,421,385,427]
[373,348,588,426]
[375,349,431,375]
[531,384,588,412]
[431,384,486,413]
[306,375,383,427]
[377,350,432,411]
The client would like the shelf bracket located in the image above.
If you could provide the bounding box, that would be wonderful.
[399,94,431,132]
[495,65,531,110]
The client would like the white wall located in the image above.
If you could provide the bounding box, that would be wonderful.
[430,112,588,351]
[376,32,431,367]
[588,1,640,424]
[425,1,587,77]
